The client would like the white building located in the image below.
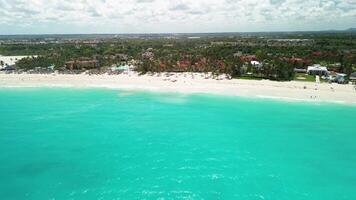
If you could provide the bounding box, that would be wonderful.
[0,55,36,69]
[251,61,262,68]
[307,64,328,75]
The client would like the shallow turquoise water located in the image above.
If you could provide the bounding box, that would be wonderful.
[0,88,355,200]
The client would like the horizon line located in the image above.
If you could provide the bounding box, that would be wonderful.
[0,28,355,36]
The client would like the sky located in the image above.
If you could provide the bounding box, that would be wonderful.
[0,0,355,34]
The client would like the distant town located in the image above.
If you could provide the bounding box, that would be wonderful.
[1,31,355,84]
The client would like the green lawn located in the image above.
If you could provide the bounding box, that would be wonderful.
[233,73,319,82]
[294,73,316,82]
[236,76,265,80]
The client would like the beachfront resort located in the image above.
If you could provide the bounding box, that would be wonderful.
[1,33,356,104]
[1,33,355,83]
[1,0,356,198]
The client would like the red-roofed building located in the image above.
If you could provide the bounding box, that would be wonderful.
[177,60,190,69]
[193,58,207,72]
[159,61,167,70]
[240,55,257,62]
[173,60,191,72]
[216,60,226,69]
[288,58,311,65]
[312,51,322,57]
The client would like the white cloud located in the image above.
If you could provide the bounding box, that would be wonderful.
[0,0,355,34]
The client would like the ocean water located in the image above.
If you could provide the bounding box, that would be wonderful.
[0,88,355,200]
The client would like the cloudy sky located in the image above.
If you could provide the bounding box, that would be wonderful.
[0,0,355,34]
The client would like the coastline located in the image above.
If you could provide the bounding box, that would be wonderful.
[1,73,356,105]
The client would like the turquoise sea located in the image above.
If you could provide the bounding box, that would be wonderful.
[0,88,355,200]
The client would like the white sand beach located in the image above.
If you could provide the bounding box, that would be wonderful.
[1,73,356,104]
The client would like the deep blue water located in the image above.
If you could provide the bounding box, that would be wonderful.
[0,88,355,200]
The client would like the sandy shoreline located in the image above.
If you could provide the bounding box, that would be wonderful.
[1,73,356,104]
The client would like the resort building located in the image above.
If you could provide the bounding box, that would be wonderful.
[286,57,311,67]
[233,51,243,57]
[65,58,100,70]
[142,51,154,60]
[240,55,257,62]
[307,64,328,76]
[251,61,262,68]
[0,55,36,69]
[175,60,191,71]
[0,65,15,72]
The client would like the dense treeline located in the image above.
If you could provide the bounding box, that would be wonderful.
[1,33,355,81]
[136,51,296,81]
